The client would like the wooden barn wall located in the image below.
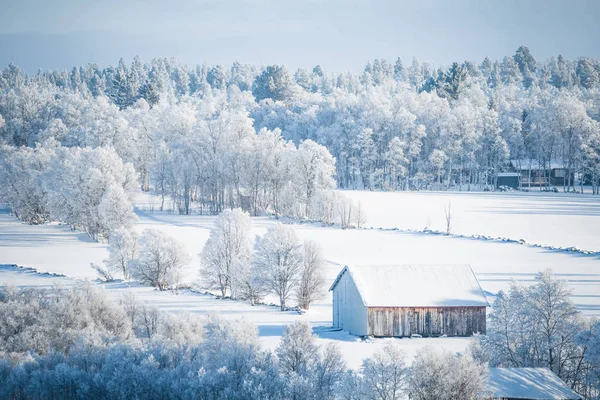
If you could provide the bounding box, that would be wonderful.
[367,307,486,337]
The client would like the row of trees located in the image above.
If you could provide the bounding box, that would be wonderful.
[201,209,327,310]
[0,284,490,400]
[97,228,190,290]
[100,208,328,310]
[474,270,600,399]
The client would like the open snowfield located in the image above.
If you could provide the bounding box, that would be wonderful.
[345,190,600,251]
[2,191,600,368]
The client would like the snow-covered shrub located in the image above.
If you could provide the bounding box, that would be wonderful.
[130,229,190,290]
[0,283,131,356]
[407,346,488,400]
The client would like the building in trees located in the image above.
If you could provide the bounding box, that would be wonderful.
[329,265,488,337]
[487,368,582,400]
[509,159,574,187]
[496,172,520,189]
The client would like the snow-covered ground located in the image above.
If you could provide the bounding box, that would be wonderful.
[344,190,600,251]
[1,191,600,368]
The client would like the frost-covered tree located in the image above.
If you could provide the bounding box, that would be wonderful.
[103,227,138,279]
[296,240,327,310]
[130,229,190,290]
[98,183,137,236]
[200,208,253,299]
[361,344,408,400]
[407,347,488,400]
[252,65,298,102]
[254,223,303,310]
[277,321,320,376]
[294,139,336,217]
[478,269,585,389]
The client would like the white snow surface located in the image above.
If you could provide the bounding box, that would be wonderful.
[343,190,600,251]
[2,191,600,368]
[334,265,489,307]
[488,368,582,400]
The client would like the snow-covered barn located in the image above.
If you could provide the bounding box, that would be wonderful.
[329,265,489,337]
[487,368,582,400]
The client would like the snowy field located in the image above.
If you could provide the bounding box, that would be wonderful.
[345,190,600,251]
[2,191,600,368]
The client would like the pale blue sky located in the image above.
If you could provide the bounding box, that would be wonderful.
[1,0,599,73]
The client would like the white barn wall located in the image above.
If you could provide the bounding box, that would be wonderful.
[332,271,368,336]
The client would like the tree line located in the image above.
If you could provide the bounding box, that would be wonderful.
[0,47,599,221]
[99,208,329,312]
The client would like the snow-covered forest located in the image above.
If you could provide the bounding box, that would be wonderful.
[1,47,600,231]
[3,46,600,399]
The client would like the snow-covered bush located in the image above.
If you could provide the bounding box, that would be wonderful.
[407,347,488,400]
[130,229,190,290]
[0,142,137,240]
[0,283,131,356]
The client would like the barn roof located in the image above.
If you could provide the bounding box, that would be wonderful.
[488,368,582,400]
[329,265,489,307]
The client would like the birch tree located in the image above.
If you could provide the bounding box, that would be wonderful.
[200,208,253,298]
[254,223,303,310]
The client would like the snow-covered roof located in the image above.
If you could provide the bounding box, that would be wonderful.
[510,159,566,170]
[488,368,582,400]
[329,265,489,307]
[498,172,520,177]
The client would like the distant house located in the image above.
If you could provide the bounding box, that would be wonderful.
[329,265,489,337]
[509,159,573,187]
[488,368,582,400]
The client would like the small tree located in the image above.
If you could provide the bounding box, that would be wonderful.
[479,269,585,388]
[355,200,367,229]
[444,201,453,235]
[254,223,303,311]
[361,344,408,400]
[200,208,253,298]
[98,183,136,240]
[296,240,327,310]
[314,343,347,400]
[103,227,138,279]
[131,229,190,290]
[337,195,354,229]
[277,321,320,376]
